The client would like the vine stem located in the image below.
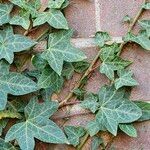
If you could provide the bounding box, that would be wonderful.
[59,50,101,107]
[77,1,146,149]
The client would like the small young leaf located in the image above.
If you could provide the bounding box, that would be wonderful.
[0,60,10,75]
[73,88,86,100]
[73,61,89,73]
[82,85,142,136]
[5,97,68,150]
[0,120,8,136]
[0,138,17,150]
[119,124,137,137]
[123,32,150,51]
[62,62,74,79]
[80,93,99,113]
[0,72,38,110]
[134,101,150,121]
[115,70,138,89]
[0,28,37,64]
[48,0,65,9]
[33,9,68,29]
[0,3,13,25]
[91,136,103,150]
[64,126,86,147]
[138,20,150,37]
[142,2,150,9]
[38,66,64,91]
[61,0,69,9]
[32,53,47,70]
[123,15,132,23]
[95,31,111,47]
[41,30,86,75]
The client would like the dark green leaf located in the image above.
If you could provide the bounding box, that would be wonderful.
[119,124,137,137]
[0,138,17,150]
[134,101,150,121]
[73,88,86,100]
[91,136,103,150]
[115,70,138,89]
[0,27,37,64]
[0,120,8,136]
[82,85,142,136]
[62,62,74,79]
[0,3,13,25]
[124,32,150,51]
[64,126,86,147]
[33,9,68,29]
[0,72,38,110]
[5,97,68,150]
[41,30,86,75]
[95,32,111,47]
[0,60,10,75]
[38,66,64,91]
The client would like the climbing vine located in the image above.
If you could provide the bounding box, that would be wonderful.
[0,0,149,150]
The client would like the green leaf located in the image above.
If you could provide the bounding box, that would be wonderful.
[0,72,38,110]
[134,101,150,121]
[0,120,8,136]
[138,20,150,37]
[5,97,68,150]
[9,11,30,30]
[41,30,86,75]
[62,62,74,79]
[33,9,68,29]
[123,32,150,51]
[82,85,142,136]
[0,138,17,150]
[48,0,65,9]
[0,60,10,75]
[123,15,132,23]
[0,110,21,120]
[32,53,47,70]
[0,3,13,25]
[91,136,103,150]
[80,93,99,113]
[38,66,64,91]
[119,124,137,137]
[64,126,86,147]
[73,88,86,100]
[0,27,36,64]
[100,57,131,80]
[95,32,111,47]
[61,0,69,9]
[142,2,150,9]
[114,70,138,89]
[73,61,89,73]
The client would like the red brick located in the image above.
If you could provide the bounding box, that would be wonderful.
[65,0,96,37]
[100,0,143,36]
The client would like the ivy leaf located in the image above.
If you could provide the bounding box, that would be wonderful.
[0,60,10,75]
[0,3,13,25]
[138,20,150,37]
[64,126,86,147]
[95,32,111,47]
[48,0,65,9]
[142,2,150,9]
[114,70,138,89]
[91,136,104,150]
[38,66,64,91]
[123,32,150,51]
[33,9,68,29]
[41,30,86,75]
[123,15,132,23]
[0,110,21,120]
[0,27,37,64]
[9,11,30,30]
[0,120,8,136]
[119,124,137,137]
[61,0,69,9]
[0,138,17,150]
[100,57,131,80]
[82,85,142,136]
[32,53,47,71]
[5,97,68,150]
[80,93,99,113]
[134,101,150,121]
[0,72,38,110]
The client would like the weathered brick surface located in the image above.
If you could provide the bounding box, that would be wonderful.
[99,0,143,36]
[65,0,96,37]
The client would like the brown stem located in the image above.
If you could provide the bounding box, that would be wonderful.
[52,111,91,120]
[77,133,89,150]
[59,50,101,107]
